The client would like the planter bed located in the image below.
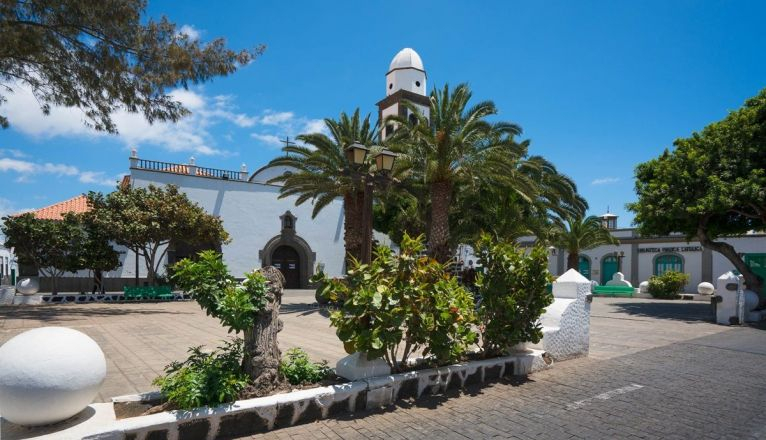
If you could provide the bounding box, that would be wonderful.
[4,349,550,440]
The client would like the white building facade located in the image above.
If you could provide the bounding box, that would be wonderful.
[541,214,766,294]
[122,156,346,289]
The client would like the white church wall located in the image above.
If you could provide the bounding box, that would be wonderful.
[131,169,346,279]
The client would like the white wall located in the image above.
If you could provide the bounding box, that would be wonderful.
[386,68,426,96]
[131,169,346,278]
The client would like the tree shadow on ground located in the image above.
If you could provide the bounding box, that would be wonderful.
[610,301,715,322]
[332,375,534,422]
[0,305,194,322]
[279,303,331,318]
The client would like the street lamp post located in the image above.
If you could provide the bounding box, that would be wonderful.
[617,250,625,273]
[345,143,396,264]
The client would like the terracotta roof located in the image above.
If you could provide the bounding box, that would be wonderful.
[26,195,90,220]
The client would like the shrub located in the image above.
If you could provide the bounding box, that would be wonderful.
[172,250,269,333]
[279,348,332,385]
[648,271,689,299]
[475,234,553,356]
[153,339,249,410]
[323,233,477,372]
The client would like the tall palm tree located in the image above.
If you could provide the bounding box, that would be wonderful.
[452,154,588,245]
[553,214,619,271]
[387,83,523,262]
[265,109,377,264]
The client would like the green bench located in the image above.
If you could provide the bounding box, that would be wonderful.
[592,285,635,297]
[122,285,174,301]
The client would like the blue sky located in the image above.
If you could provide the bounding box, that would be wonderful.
[2,0,765,227]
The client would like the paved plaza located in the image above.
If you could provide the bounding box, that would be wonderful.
[0,293,764,438]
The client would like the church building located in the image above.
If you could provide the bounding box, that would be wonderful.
[17,48,429,291]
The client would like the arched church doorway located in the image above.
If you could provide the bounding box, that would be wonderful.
[272,245,301,289]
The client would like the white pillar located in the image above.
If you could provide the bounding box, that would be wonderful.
[129,148,138,168]
[240,163,248,181]
[188,156,197,176]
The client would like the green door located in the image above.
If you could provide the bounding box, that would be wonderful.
[745,253,766,295]
[578,256,591,280]
[602,256,618,284]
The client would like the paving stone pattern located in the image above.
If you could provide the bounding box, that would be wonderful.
[241,328,766,440]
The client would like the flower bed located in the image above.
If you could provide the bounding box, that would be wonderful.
[100,350,550,440]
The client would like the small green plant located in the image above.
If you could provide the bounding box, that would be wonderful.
[475,234,554,357]
[172,250,269,333]
[323,233,478,372]
[648,270,689,299]
[153,339,249,410]
[279,348,332,385]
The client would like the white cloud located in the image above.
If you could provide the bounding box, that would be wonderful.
[0,158,35,173]
[248,112,328,150]
[591,177,621,186]
[302,119,327,135]
[0,197,32,219]
[177,24,201,41]
[0,149,29,159]
[3,82,326,156]
[250,133,283,148]
[79,171,125,187]
[0,157,117,187]
[2,84,235,156]
[260,111,294,125]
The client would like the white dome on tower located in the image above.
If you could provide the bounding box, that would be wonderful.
[388,48,425,72]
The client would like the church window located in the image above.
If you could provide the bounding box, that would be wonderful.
[415,81,421,87]
[389,83,393,89]
[386,124,394,137]
[408,113,418,125]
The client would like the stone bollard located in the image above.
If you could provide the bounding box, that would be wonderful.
[714,271,762,325]
[535,269,592,361]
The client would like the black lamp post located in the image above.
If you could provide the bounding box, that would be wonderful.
[617,250,625,273]
[345,143,396,264]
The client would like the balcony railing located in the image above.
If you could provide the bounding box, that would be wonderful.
[131,158,247,181]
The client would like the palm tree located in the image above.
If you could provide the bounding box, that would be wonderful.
[265,109,377,264]
[552,215,619,271]
[387,83,523,262]
[452,154,588,245]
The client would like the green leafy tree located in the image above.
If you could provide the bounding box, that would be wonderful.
[264,109,379,264]
[387,83,525,262]
[552,214,619,271]
[172,251,284,388]
[1,212,84,294]
[0,0,264,131]
[475,234,553,356]
[86,184,230,285]
[628,88,766,296]
[322,234,478,372]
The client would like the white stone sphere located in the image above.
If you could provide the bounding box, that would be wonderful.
[0,327,106,426]
[639,281,650,293]
[16,277,39,295]
[697,282,715,295]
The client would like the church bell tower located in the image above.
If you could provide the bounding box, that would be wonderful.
[377,48,430,141]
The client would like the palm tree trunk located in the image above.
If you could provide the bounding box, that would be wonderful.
[429,180,453,263]
[567,252,579,271]
[343,192,365,266]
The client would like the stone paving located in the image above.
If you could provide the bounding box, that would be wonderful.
[243,327,766,440]
[0,292,763,439]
